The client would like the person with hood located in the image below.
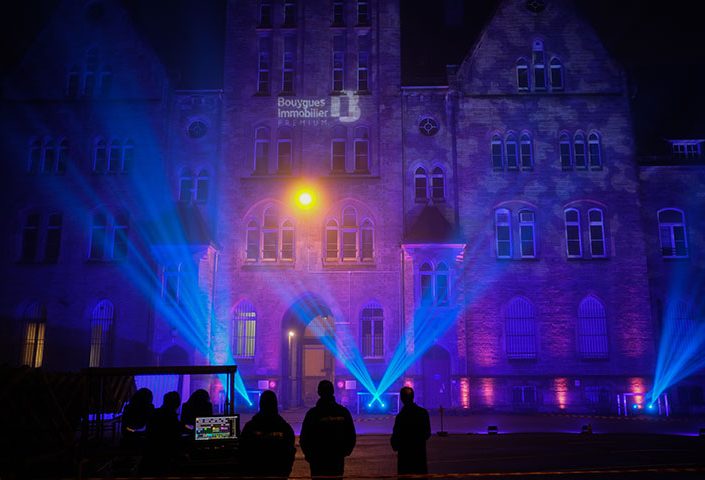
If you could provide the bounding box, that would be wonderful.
[239,389,296,478]
[299,380,356,479]
[121,387,154,448]
[142,391,183,473]
[180,388,213,435]
[390,386,431,476]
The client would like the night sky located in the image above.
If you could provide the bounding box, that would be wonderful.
[2,0,704,152]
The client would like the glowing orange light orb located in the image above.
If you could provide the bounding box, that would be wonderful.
[297,191,313,208]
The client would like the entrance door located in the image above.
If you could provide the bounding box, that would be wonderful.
[422,345,451,411]
[302,316,334,406]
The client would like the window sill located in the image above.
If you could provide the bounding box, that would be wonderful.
[242,262,295,271]
[322,261,376,270]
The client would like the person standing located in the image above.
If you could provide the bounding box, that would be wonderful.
[390,386,431,476]
[300,380,356,479]
[239,390,296,478]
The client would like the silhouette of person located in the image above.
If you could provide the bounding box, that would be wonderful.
[300,380,356,479]
[239,390,296,478]
[121,387,154,448]
[142,391,183,473]
[181,388,213,434]
[390,386,431,476]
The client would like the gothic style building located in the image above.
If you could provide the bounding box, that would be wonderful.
[1,0,703,414]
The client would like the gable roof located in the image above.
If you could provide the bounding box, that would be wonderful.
[404,206,462,244]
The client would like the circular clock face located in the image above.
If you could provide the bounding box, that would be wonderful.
[525,0,546,13]
[419,117,440,136]
[188,121,207,139]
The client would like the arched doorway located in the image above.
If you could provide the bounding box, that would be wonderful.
[422,345,451,411]
[282,296,335,408]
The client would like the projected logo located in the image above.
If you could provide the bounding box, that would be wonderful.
[277,91,361,126]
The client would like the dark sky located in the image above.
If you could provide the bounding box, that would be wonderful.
[2,0,704,151]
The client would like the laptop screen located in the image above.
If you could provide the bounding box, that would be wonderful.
[194,415,239,441]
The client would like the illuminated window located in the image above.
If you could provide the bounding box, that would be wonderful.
[281,35,296,94]
[495,208,512,258]
[28,138,67,174]
[341,207,357,260]
[89,300,113,367]
[550,58,563,90]
[195,169,209,203]
[420,263,433,305]
[577,296,608,359]
[179,169,195,203]
[325,206,373,263]
[357,0,369,25]
[354,126,369,173]
[532,40,546,91]
[559,133,571,169]
[262,207,279,260]
[281,220,295,261]
[89,210,129,260]
[671,141,702,160]
[21,302,46,368]
[519,210,536,258]
[564,208,582,258]
[361,301,383,358]
[491,134,503,170]
[436,262,449,306]
[520,133,533,170]
[332,0,344,26]
[658,208,688,258]
[325,220,339,260]
[277,127,292,174]
[505,297,537,359]
[588,208,606,257]
[163,264,181,303]
[257,36,271,95]
[573,132,587,169]
[516,58,529,91]
[357,34,370,92]
[361,219,374,261]
[414,167,427,201]
[332,35,345,92]
[431,167,445,201]
[331,126,346,173]
[418,262,450,306]
[93,138,130,174]
[258,0,271,27]
[588,132,602,169]
[505,133,518,170]
[233,301,257,359]
[254,126,270,174]
[246,220,259,261]
[283,0,296,26]
[20,211,61,262]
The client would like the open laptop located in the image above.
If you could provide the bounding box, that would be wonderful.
[194,415,240,442]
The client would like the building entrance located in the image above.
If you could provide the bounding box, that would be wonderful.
[422,345,451,411]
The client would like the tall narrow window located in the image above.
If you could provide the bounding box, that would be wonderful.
[420,263,433,305]
[342,207,357,260]
[233,301,257,359]
[281,220,295,261]
[658,209,688,258]
[354,127,369,173]
[505,297,537,359]
[495,208,512,258]
[505,134,518,170]
[43,140,56,173]
[491,135,503,170]
[277,128,292,174]
[325,220,339,260]
[21,213,40,262]
[21,302,46,368]
[94,139,107,173]
[332,0,344,26]
[262,208,278,260]
[357,34,370,92]
[283,0,296,26]
[516,58,529,91]
[520,133,533,170]
[574,132,586,169]
[99,66,112,96]
[254,127,270,174]
[361,302,383,358]
[431,167,445,201]
[257,36,271,95]
[44,213,62,262]
[588,132,602,169]
[108,140,121,173]
[89,300,114,367]
[246,221,259,261]
[577,296,608,359]
[436,263,449,306]
[332,35,345,92]
[519,210,536,258]
[564,208,582,258]
[89,212,107,260]
[559,133,571,169]
[89,211,128,260]
[550,58,563,90]
[281,35,296,94]
[258,0,272,27]
[588,208,606,257]
[361,219,373,261]
[179,169,194,203]
[532,40,546,90]
[28,140,41,173]
[195,170,209,203]
[357,0,369,25]
[113,212,129,259]
[331,126,346,173]
[57,139,68,174]
[414,167,427,201]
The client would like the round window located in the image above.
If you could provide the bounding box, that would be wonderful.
[419,117,440,136]
[187,121,208,139]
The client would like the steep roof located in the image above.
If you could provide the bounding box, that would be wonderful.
[404,206,462,244]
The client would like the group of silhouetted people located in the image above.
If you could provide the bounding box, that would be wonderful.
[120,381,432,478]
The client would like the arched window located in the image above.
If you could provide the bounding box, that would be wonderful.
[89,212,108,259]
[258,0,272,27]
[21,213,40,262]
[45,213,63,262]
[21,302,46,368]
[419,262,433,305]
[57,139,68,174]
[495,208,512,258]
[414,167,428,201]
[331,126,346,173]
[341,207,358,260]
[281,219,295,261]
[163,263,181,302]
[43,140,56,173]
[436,262,449,306]
[354,127,369,173]
[89,300,114,367]
[196,169,209,203]
[577,296,608,359]
[233,301,257,359]
[361,219,374,261]
[550,58,563,90]
[246,220,259,260]
[519,210,536,258]
[588,208,606,257]
[588,132,602,169]
[658,209,688,257]
[277,128,292,174]
[418,262,451,306]
[360,301,383,358]
[93,139,107,173]
[254,127,270,174]
[564,208,582,258]
[505,297,536,359]
[357,0,370,25]
[325,220,339,260]
[505,134,518,170]
[89,210,129,260]
[491,134,503,170]
[519,133,533,170]
[262,207,279,260]
[516,58,529,91]
[28,140,41,173]
[573,132,586,169]
[532,40,546,90]
[179,169,194,203]
[108,140,122,173]
[559,133,571,169]
[431,166,445,201]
